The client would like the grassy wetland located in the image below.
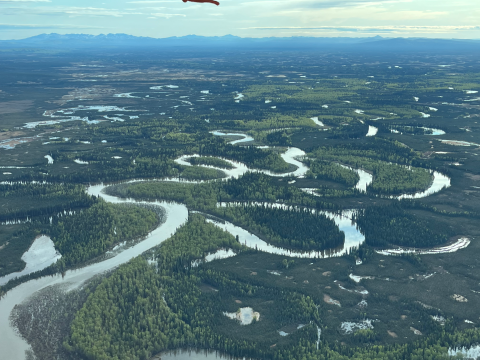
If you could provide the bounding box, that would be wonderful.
[0,45,480,360]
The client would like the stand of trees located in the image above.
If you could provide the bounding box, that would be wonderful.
[0,225,40,277]
[327,123,369,139]
[65,214,322,360]
[64,257,194,360]
[367,164,432,195]
[106,172,338,212]
[213,204,345,251]
[64,211,480,360]
[50,200,160,267]
[310,138,416,166]
[354,203,453,247]
[199,139,290,173]
[188,156,234,169]
[179,166,226,181]
[155,214,244,271]
[310,140,433,195]
[0,183,96,223]
[305,161,360,187]
[266,130,293,146]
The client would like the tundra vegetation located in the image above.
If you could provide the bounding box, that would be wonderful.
[0,48,480,360]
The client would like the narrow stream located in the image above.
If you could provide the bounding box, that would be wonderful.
[174,147,308,179]
[208,130,449,198]
[338,164,373,192]
[393,171,450,200]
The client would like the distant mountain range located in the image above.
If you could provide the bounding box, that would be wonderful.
[1,33,479,53]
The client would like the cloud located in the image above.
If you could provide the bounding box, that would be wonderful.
[241,25,480,34]
[0,4,188,19]
[0,23,105,29]
[0,0,51,2]
[292,0,411,8]
[127,1,178,3]
[149,12,186,18]
[237,0,411,10]
[0,6,144,17]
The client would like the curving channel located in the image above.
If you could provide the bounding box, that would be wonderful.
[0,129,455,359]
[208,130,450,198]
[211,203,364,258]
[0,189,189,360]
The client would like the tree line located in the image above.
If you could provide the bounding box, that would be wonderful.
[354,203,453,248]
[214,204,345,252]
[50,200,160,268]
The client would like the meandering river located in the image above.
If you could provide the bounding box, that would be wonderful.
[0,129,455,359]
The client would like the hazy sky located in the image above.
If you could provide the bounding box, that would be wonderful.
[0,0,478,40]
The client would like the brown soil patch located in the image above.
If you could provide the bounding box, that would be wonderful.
[250,272,257,276]
[322,271,331,276]
[388,330,398,338]
[235,300,242,304]
[53,86,116,105]
[323,294,341,307]
[401,315,407,320]
[0,131,26,141]
[0,100,33,114]
[0,136,36,149]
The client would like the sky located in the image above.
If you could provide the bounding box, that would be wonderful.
[0,0,479,40]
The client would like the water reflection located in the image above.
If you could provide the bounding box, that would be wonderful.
[209,203,364,259]
[152,349,252,360]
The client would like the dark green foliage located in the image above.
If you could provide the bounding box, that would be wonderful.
[327,123,369,139]
[50,201,159,267]
[106,172,338,211]
[200,139,290,173]
[306,160,359,187]
[179,166,226,180]
[355,203,453,247]
[266,131,292,146]
[155,214,243,271]
[0,225,40,277]
[353,329,378,344]
[64,211,480,360]
[216,205,345,251]
[4,51,480,360]
[188,156,234,169]
[64,258,194,360]
[367,164,432,195]
[310,139,433,195]
[0,183,96,223]
[219,173,336,209]
[310,137,416,166]
[66,216,322,360]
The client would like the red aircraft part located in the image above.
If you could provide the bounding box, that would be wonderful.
[183,0,220,5]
